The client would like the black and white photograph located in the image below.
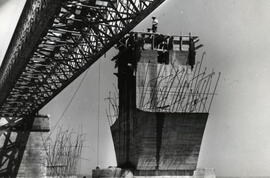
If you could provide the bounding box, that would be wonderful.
[0,0,269,177]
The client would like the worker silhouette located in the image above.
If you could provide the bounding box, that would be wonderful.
[187,37,196,70]
[152,17,158,33]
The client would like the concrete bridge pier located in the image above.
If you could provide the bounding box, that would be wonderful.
[16,115,49,178]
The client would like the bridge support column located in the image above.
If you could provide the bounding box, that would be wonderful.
[17,115,49,178]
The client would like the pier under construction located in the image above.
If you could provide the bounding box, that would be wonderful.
[100,29,220,177]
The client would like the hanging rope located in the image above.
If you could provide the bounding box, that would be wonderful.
[46,69,90,140]
[97,60,101,167]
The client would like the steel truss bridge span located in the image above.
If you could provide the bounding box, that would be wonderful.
[0,0,165,177]
[0,0,165,120]
[0,0,165,176]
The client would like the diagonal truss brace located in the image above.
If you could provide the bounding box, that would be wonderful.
[0,0,165,118]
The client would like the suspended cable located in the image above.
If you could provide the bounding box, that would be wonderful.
[97,60,101,167]
[47,69,90,140]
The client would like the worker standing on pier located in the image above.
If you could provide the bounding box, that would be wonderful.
[152,17,158,33]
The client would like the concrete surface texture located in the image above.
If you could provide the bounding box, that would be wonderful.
[17,116,49,178]
[111,109,208,175]
[92,167,215,178]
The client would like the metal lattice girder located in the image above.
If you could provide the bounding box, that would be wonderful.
[0,0,165,118]
[0,117,34,177]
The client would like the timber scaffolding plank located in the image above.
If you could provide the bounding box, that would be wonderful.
[0,0,165,119]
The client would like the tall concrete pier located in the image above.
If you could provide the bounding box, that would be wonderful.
[17,115,49,178]
[107,32,219,177]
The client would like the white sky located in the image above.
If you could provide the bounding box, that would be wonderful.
[1,0,270,176]
[0,0,26,63]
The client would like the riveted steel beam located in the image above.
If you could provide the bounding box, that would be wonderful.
[0,0,165,118]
